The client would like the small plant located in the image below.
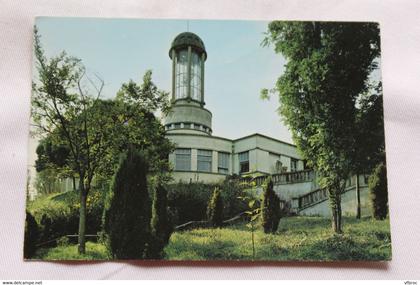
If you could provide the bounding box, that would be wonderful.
[261,177,282,233]
[238,181,261,260]
[369,163,388,220]
[57,236,70,247]
[207,187,224,228]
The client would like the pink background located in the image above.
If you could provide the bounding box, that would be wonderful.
[1,0,419,279]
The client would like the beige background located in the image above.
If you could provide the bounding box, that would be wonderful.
[1,0,419,279]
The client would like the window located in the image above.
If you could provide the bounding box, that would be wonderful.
[197,149,212,172]
[239,151,249,173]
[175,51,188,99]
[175,148,191,171]
[190,52,202,101]
[291,158,298,172]
[218,152,229,174]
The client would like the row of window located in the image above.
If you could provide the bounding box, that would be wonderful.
[174,149,301,174]
[174,149,233,173]
[165,123,212,134]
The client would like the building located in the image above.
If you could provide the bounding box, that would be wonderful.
[164,32,306,183]
[163,32,371,217]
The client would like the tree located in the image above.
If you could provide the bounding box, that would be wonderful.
[147,183,173,259]
[369,162,388,220]
[103,148,151,259]
[31,28,173,254]
[207,188,224,227]
[353,83,386,218]
[261,178,281,234]
[263,22,381,233]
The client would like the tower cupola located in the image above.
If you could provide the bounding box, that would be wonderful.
[164,32,212,136]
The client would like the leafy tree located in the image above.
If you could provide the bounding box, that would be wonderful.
[261,178,281,234]
[263,22,381,233]
[31,28,173,254]
[24,211,39,259]
[353,83,386,218]
[207,188,224,227]
[147,183,173,259]
[369,162,388,220]
[103,148,151,259]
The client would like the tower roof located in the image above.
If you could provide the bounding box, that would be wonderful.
[169,32,207,60]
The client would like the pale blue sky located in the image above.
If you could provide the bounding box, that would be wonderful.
[35,17,293,143]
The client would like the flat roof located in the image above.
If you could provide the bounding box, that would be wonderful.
[165,132,296,148]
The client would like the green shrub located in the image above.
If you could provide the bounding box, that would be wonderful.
[27,188,105,246]
[369,163,388,220]
[167,182,213,224]
[261,178,281,233]
[167,179,247,225]
[147,183,173,259]
[103,148,151,259]
[24,211,39,258]
[207,188,224,227]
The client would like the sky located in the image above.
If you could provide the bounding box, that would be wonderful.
[34,17,293,143]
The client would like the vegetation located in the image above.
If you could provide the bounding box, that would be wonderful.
[34,242,108,260]
[369,163,389,220]
[148,183,173,259]
[167,179,248,225]
[207,188,224,227]
[263,22,381,233]
[164,216,391,261]
[31,28,173,254]
[24,211,39,259]
[26,188,104,246]
[261,178,281,234]
[103,148,151,259]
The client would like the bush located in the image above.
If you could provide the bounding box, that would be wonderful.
[147,183,173,259]
[261,178,281,233]
[27,187,105,246]
[207,188,224,227]
[167,179,248,225]
[103,148,151,259]
[24,211,39,258]
[369,163,388,220]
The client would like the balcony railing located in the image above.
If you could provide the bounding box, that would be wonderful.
[239,169,315,186]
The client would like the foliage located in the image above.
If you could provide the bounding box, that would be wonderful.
[32,27,173,253]
[369,163,389,220]
[24,211,39,259]
[103,148,151,259]
[263,21,381,233]
[167,179,248,225]
[34,241,109,260]
[207,188,224,227]
[261,178,281,233]
[147,183,173,259]
[164,216,391,261]
[26,188,105,245]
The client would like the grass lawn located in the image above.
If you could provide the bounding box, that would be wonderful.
[34,242,109,260]
[164,216,392,261]
[33,216,391,261]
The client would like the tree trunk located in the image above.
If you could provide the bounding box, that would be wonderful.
[72,176,76,192]
[330,189,343,234]
[356,173,361,219]
[78,179,87,254]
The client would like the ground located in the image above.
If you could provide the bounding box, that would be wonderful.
[33,216,391,261]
